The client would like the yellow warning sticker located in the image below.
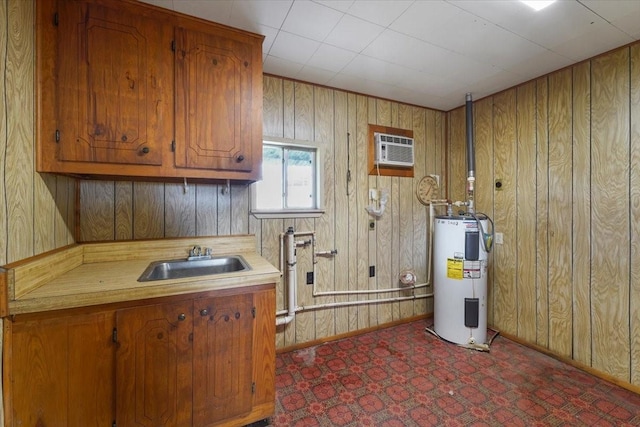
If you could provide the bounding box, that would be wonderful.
[447,258,464,280]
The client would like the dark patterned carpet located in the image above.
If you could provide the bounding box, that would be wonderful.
[267,321,640,426]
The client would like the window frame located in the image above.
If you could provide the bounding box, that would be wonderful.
[250,139,324,219]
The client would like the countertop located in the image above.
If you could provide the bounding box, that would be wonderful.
[1,235,281,315]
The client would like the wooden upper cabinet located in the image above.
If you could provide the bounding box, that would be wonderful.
[36,0,264,182]
[55,1,169,166]
[175,27,258,173]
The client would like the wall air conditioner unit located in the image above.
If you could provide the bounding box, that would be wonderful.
[374,132,414,167]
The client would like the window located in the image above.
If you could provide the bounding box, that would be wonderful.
[252,141,323,218]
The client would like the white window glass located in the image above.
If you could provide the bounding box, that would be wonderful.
[254,142,319,213]
[256,146,283,210]
[285,148,314,209]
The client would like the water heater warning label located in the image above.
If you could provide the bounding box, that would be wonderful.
[447,258,464,279]
[464,260,481,279]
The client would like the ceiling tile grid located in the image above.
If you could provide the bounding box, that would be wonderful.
[139,0,640,110]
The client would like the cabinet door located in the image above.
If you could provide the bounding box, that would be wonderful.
[7,311,115,426]
[193,293,254,425]
[55,0,170,165]
[175,27,257,172]
[116,301,193,427]
[252,288,276,409]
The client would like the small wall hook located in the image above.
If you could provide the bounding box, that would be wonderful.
[221,179,230,195]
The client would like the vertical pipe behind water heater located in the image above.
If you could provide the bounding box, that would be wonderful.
[465,93,475,214]
[465,93,475,176]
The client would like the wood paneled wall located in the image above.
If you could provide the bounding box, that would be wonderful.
[0,0,75,267]
[447,44,640,387]
[79,76,447,349]
[8,0,640,393]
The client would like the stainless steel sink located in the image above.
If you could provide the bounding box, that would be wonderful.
[138,255,251,282]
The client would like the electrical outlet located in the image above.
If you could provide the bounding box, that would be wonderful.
[495,232,504,245]
[306,272,314,284]
[369,266,375,277]
[369,219,375,231]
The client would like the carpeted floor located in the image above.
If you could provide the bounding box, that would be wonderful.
[267,320,640,426]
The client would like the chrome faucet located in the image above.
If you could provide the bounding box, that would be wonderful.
[188,245,212,261]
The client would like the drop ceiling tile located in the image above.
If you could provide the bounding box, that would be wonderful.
[468,30,549,70]
[391,1,467,43]
[313,0,355,14]
[136,0,640,111]
[228,0,293,30]
[324,14,385,53]
[340,55,403,85]
[269,31,320,63]
[281,1,343,41]
[362,30,441,73]
[367,32,499,84]
[631,28,640,39]
[325,72,363,90]
[263,55,305,79]
[396,89,449,110]
[465,69,527,101]
[596,7,640,40]
[505,49,574,80]
[296,65,337,85]
[259,25,280,55]
[580,0,640,23]
[389,67,464,98]
[392,2,549,70]
[450,0,607,50]
[551,22,633,61]
[370,84,413,103]
[345,0,414,27]
[307,44,357,72]
[328,73,400,101]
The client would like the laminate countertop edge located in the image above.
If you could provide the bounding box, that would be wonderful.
[2,235,282,316]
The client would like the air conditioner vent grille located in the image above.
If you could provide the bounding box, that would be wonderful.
[374,132,414,167]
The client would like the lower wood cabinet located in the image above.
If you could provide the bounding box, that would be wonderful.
[116,300,194,427]
[192,294,255,425]
[3,285,275,427]
[4,310,116,427]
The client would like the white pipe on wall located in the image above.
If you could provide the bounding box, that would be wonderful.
[311,283,430,297]
[297,292,433,311]
[309,199,444,299]
[276,227,301,326]
[276,228,316,326]
[275,196,450,325]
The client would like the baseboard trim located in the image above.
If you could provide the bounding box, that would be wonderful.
[496,329,640,396]
[276,313,431,355]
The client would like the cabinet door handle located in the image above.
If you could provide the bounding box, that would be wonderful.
[178,313,186,321]
[236,154,245,163]
[141,146,150,154]
[200,309,209,316]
